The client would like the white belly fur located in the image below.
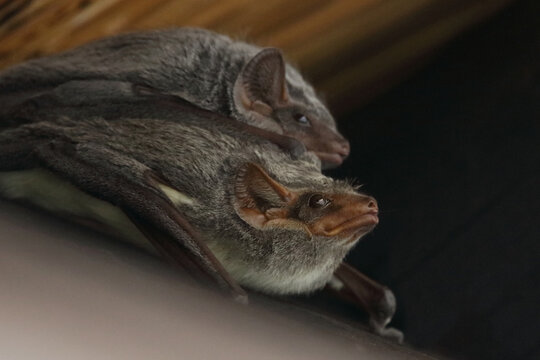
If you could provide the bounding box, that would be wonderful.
[208,241,334,295]
[0,168,153,252]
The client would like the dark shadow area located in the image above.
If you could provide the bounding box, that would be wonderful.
[328,0,540,359]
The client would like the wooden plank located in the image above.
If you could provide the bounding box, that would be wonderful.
[0,0,515,113]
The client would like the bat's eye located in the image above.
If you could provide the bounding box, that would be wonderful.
[294,113,311,126]
[308,194,331,208]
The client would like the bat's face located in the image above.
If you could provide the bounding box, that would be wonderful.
[271,105,350,169]
[291,192,378,245]
[234,162,377,245]
[234,48,350,169]
[228,162,378,294]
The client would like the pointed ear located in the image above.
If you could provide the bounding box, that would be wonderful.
[234,162,297,229]
[234,48,289,116]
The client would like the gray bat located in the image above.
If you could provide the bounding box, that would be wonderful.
[0,28,350,168]
[1,79,308,161]
[0,111,401,342]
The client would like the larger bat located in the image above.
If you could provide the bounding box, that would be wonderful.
[0,111,401,341]
[0,28,350,168]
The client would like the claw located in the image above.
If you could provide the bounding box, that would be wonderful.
[368,288,403,343]
[331,263,404,343]
[370,318,404,344]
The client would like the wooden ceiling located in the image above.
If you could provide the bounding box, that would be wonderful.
[0,0,513,115]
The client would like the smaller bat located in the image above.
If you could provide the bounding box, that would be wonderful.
[0,79,307,160]
[0,28,350,168]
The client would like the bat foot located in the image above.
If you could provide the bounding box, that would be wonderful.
[368,288,403,343]
[371,321,404,344]
[371,287,397,324]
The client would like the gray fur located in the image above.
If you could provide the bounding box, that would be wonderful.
[0,28,335,132]
[0,114,357,295]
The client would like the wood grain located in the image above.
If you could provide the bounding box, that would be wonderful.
[0,0,514,114]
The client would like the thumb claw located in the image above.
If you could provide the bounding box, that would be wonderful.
[370,318,404,344]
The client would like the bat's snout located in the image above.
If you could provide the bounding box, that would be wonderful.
[355,195,379,227]
[363,196,379,216]
[336,138,350,159]
[315,135,351,169]
[309,194,379,240]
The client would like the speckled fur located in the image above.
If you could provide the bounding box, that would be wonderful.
[0,28,335,132]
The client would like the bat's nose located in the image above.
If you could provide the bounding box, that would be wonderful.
[361,196,378,215]
[319,138,350,169]
[337,139,350,159]
[367,197,378,210]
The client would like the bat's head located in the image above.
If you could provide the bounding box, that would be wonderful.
[233,162,377,247]
[233,48,350,169]
[227,162,377,294]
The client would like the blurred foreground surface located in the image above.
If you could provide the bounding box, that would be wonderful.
[0,200,436,360]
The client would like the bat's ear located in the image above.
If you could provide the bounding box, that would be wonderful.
[234,162,297,229]
[233,48,289,117]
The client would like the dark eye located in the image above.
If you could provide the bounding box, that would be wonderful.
[308,194,331,208]
[294,113,311,126]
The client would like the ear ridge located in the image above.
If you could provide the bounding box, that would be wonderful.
[234,162,297,229]
[234,48,289,113]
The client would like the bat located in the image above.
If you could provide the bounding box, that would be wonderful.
[0,110,402,341]
[0,28,350,168]
[0,79,307,160]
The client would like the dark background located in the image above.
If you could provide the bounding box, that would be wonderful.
[329,0,539,359]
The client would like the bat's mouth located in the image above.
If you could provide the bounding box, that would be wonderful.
[314,151,346,168]
[323,212,379,238]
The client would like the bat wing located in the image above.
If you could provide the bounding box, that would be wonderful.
[1,79,306,159]
[0,128,247,303]
[0,80,152,127]
[330,262,404,343]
